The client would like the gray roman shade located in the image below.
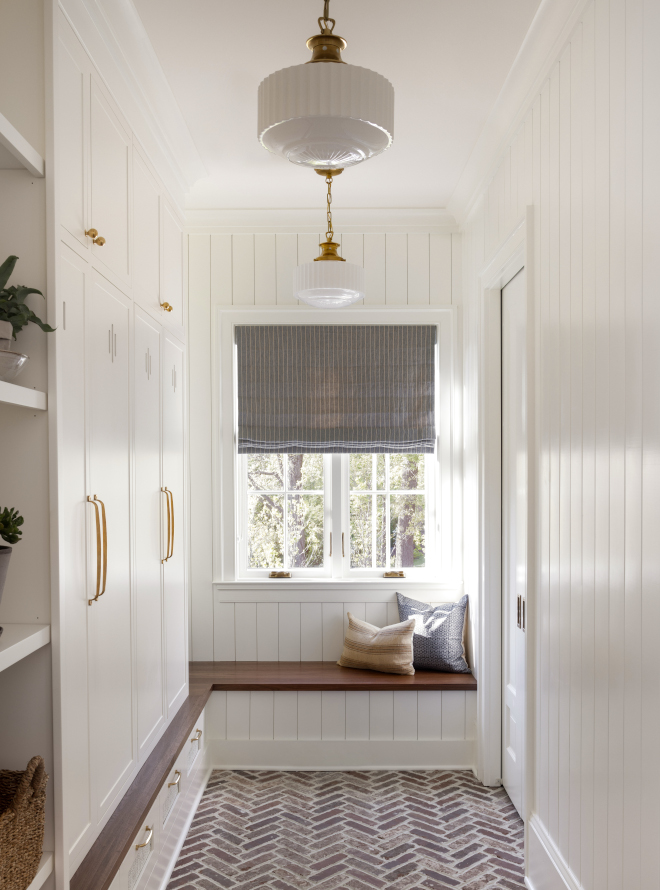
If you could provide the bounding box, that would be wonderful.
[235,325,437,454]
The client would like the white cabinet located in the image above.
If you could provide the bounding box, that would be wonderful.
[89,78,131,287]
[162,335,187,713]
[133,149,161,310]
[160,200,185,337]
[87,272,134,820]
[134,308,165,757]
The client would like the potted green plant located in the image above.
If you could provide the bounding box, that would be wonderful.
[0,255,54,382]
[0,507,23,636]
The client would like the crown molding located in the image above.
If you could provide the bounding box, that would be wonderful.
[448,0,593,225]
[185,207,457,234]
[59,0,206,207]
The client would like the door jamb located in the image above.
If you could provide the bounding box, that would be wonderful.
[476,208,535,803]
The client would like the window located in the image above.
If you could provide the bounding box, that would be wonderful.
[238,452,435,578]
[219,310,457,583]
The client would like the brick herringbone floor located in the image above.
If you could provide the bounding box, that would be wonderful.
[168,770,525,890]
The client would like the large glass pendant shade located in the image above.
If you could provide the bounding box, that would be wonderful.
[294,259,365,308]
[258,63,394,168]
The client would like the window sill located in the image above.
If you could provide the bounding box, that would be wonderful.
[214,578,464,603]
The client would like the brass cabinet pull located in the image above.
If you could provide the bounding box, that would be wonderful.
[87,495,107,604]
[160,302,173,312]
[161,487,174,562]
[85,228,106,246]
[87,496,101,605]
[168,769,181,788]
[191,728,202,743]
[135,825,153,850]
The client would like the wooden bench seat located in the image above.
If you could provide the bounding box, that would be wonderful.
[190,661,478,692]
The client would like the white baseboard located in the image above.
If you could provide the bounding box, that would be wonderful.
[526,814,582,890]
[208,739,475,770]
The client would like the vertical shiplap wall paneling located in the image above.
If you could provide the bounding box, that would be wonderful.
[340,234,364,304]
[188,234,214,659]
[210,234,232,305]
[460,0,660,885]
[407,234,430,304]
[276,234,298,305]
[430,234,452,305]
[363,234,386,304]
[641,0,660,881]
[232,234,255,305]
[300,602,323,660]
[279,602,301,661]
[385,234,408,304]
[254,234,276,305]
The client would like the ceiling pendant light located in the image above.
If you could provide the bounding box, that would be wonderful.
[294,169,364,308]
[258,0,394,169]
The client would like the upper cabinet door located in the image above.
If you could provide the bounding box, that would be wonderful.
[161,199,184,336]
[57,17,90,252]
[133,148,160,311]
[90,77,131,288]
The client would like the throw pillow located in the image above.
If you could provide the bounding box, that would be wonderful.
[396,592,470,672]
[337,613,416,675]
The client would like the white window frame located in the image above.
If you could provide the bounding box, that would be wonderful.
[214,307,460,587]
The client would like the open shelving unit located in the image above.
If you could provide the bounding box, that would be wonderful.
[0,110,44,177]
[0,624,51,673]
[0,380,47,410]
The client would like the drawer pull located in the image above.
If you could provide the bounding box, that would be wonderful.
[191,728,202,743]
[135,826,153,850]
[168,769,181,788]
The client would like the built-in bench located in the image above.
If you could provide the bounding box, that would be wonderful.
[72,662,477,890]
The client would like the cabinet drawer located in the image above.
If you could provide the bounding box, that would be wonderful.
[122,796,161,890]
[160,747,186,829]
[186,711,205,775]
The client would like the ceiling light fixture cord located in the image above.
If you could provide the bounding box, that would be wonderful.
[325,172,334,241]
[319,0,335,35]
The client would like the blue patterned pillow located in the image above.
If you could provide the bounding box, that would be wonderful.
[396,593,470,673]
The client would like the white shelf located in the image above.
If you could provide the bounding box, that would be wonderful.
[0,624,50,673]
[0,380,47,410]
[27,852,54,890]
[0,111,44,177]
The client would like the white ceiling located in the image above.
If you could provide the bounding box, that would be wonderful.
[132,0,541,213]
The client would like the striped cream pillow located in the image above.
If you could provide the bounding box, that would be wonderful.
[337,613,416,675]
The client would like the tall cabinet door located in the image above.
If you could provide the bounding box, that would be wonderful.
[162,334,187,713]
[134,309,165,758]
[86,271,134,821]
[90,77,131,287]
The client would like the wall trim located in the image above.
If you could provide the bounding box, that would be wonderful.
[185,207,457,234]
[59,0,206,205]
[208,740,475,770]
[448,0,593,224]
[527,815,582,890]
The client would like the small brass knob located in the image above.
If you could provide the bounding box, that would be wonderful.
[160,302,173,312]
[85,228,105,246]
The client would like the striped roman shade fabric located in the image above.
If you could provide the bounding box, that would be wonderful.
[235,325,437,453]
[337,613,416,675]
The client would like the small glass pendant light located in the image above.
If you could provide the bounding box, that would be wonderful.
[294,169,365,308]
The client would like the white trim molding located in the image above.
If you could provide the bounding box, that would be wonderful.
[448,0,594,224]
[526,815,582,890]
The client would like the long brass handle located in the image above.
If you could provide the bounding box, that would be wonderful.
[191,728,202,743]
[341,532,345,558]
[97,496,107,597]
[168,769,181,788]
[168,489,174,560]
[161,487,171,563]
[87,496,101,605]
[135,826,153,850]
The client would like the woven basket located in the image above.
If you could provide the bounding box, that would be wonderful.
[0,756,48,890]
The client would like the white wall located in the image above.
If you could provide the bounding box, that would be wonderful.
[461,0,659,886]
[186,230,462,661]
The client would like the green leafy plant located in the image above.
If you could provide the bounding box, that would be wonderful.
[0,255,54,339]
[0,507,23,545]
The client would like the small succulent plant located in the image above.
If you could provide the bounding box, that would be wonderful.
[0,507,24,545]
[0,255,54,339]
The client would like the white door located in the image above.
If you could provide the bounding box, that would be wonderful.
[162,335,187,712]
[86,271,134,819]
[501,268,527,818]
[160,199,184,335]
[133,148,161,312]
[134,308,165,757]
[90,77,131,286]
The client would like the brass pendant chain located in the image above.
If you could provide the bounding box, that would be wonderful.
[325,172,334,242]
[319,0,335,34]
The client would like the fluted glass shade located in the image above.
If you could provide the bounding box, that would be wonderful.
[258,63,394,168]
[294,260,365,308]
